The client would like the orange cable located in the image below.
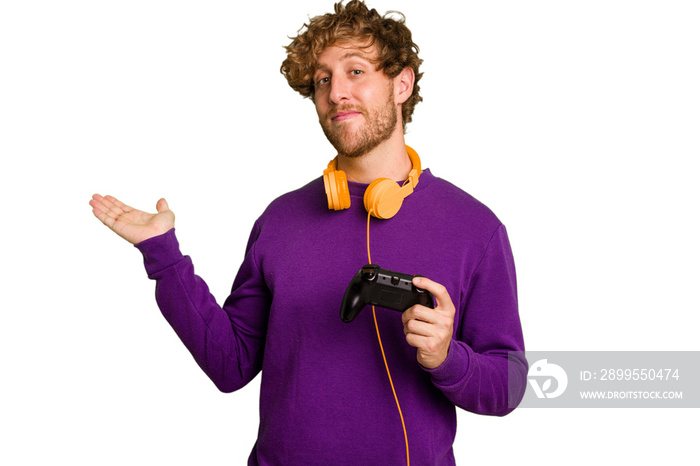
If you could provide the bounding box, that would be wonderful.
[367,209,373,265]
[367,210,410,466]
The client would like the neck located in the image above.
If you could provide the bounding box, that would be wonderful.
[337,134,412,184]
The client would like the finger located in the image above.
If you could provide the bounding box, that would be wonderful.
[91,204,117,228]
[156,198,169,213]
[402,304,437,325]
[90,202,109,224]
[90,194,117,224]
[91,194,123,218]
[103,195,132,215]
[97,200,125,223]
[90,194,135,230]
[404,318,436,338]
[404,332,429,349]
[89,195,103,214]
[90,193,110,213]
[412,276,453,310]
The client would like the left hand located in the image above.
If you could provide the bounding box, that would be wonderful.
[401,277,456,369]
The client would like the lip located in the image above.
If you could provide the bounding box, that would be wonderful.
[331,111,361,122]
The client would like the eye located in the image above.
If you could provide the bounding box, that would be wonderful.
[316,76,330,86]
[350,70,363,76]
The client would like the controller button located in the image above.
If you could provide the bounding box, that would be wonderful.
[361,265,378,279]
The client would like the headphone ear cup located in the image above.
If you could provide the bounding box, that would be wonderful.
[324,168,351,211]
[364,178,403,219]
[334,170,351,210]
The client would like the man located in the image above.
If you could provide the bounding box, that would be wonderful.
[90,1,527,464]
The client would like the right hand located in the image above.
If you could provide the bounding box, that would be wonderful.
[89,194,175,245]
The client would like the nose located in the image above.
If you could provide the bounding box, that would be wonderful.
[329,75,351,105]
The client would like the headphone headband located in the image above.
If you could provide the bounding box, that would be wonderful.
[404,145,422,190]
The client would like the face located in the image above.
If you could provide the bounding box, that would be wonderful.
[313,42,400,158]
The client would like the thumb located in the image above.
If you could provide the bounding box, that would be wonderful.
[156,198,170,213]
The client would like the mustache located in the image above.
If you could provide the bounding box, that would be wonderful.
[326,105,364,119]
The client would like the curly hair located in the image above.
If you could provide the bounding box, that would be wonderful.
[281,0,423,131]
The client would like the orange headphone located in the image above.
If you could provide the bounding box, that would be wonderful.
[323,145,422,220]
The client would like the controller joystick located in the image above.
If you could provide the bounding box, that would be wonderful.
[340,264,435,323]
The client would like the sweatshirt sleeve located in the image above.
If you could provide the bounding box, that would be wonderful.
[424,224,527,416]
[134,226,271,393]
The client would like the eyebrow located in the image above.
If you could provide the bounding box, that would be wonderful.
[339,51,372,61]
[315,51,375,74]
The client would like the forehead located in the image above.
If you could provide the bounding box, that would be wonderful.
[315,41,379,71]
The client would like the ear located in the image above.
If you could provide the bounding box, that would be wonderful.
[393,66,415,105]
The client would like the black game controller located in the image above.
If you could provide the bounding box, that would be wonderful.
[340,264,435,323]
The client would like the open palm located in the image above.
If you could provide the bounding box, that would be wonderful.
[89,194,175,244]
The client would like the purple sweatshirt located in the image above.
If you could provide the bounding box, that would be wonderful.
[135,168,526,465]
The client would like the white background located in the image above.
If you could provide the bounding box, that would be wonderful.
[1,0,698,464]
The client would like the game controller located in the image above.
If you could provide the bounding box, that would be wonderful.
[340,264,435,323]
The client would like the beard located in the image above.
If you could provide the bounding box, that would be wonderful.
[319,88,398,159]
